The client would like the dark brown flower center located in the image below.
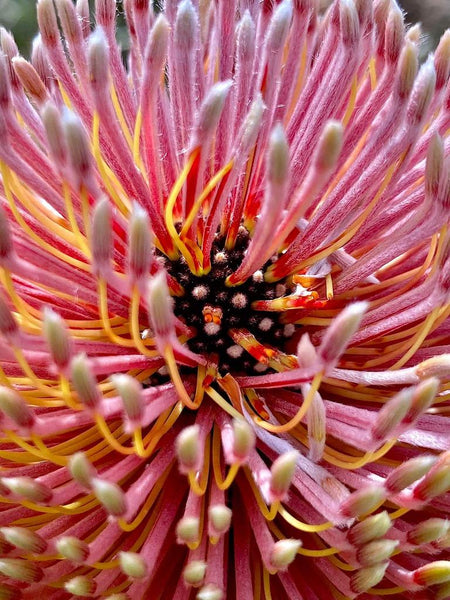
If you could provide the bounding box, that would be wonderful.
[163,228,296,373]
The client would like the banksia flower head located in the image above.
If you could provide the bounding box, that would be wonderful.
[0,0,449,598]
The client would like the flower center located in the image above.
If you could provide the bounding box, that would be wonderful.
[163,228,296,372]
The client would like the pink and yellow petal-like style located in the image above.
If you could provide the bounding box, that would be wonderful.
[0,0,448,598]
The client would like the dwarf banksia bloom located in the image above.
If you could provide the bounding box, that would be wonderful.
[0,0,449,598]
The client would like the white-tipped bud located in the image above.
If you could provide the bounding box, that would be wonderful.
[104,596,130,600]
[350,562,388,595]
[340,485,386,518]
[396,41,418,100]
[176,425,201,474]
[145,14,169,73]
[406,22,422,44]
[269,451,298,501]
[413,561,450,587]
[236,10,256,62]
[0,387,34,430]
[385,455,436,494]
[417,354,450,380]
[12,57,48,104]
[0,476,52,504]
[0,558,42,584]
[71,353,100,409]
[95,0,116,27]
[92,478,127,517]
[268,123,289,185]
[128,203,153,283]
[42,102,68,169]
[435,30,450,90]
[239,94,265,153]
[194,80,232,146]
[208,505,232,537]
[339,0,360,46]
[69,451,97,489]
[407,59,436,125]
[92,196,113,275]
[0,527,47,554]
[62,110,94,187]
[231,419,255,463]
[347,511,391,546]
[318,302,368,368]
[56,535,89,563]
[183,560,207,587]
[176,516,200,545]
[425,133,445,199]
[76,0,90,38]
[196,584,224,600]
[119,552,147,579]
[89,28,109,90]
[174,0,198,51]
[370,387,412,442]
[111,374,144,427]
[384,7,404,63]
[0,294,18,339]
[146,271,175,348]
[297,332,317,368]
[404,377,438,425]
[31,34,50,84]
[64,575,97,597]
[408,518,450,545]
[315,120,343,171]
[0,206,13,262]
[356,539,398,567]
[56,0,82,43]
[413,462,450,503]
[37,0,60,47]
[269,539,301,571]
[267,0,293,53]
[0,54,11,109]
[43,307,72,370]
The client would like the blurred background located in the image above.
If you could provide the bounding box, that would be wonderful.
[0,0,449,57]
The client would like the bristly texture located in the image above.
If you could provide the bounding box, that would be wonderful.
[0,0,448,598]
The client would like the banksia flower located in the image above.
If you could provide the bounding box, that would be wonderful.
[0,0,449,598]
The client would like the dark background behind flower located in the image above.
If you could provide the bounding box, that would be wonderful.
[1,0,449,56]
